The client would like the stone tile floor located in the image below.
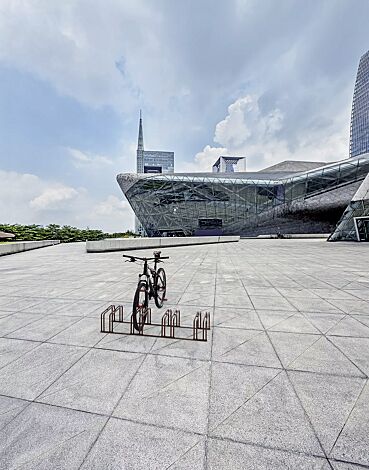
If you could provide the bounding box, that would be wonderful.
[0,239,368,469]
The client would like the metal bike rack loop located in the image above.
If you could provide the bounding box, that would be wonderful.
[100,305,210,342]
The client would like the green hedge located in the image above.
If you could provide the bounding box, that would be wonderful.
[0,224,137,243]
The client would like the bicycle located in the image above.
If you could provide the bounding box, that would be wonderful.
[123,251,169,332]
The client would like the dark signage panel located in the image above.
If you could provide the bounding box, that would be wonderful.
[198,218,223,228]
[144,166,162,173]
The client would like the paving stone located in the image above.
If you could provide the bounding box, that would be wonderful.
[288,370,365,453]
[50,317,106,347]
[311,289,357,300]
[96,328,158,353]
[168,438,205,470]
[269,312,320,334]
[345,290,369,301]
[0,402,106,470]
[5,314,79,342]
[211,371,324,455]
[0,343,86,400]
[0,297,43,312]
[214,329,281,368]
[328,299,369,315]
[53,299,106,316]
[0,296,18,308]
[38,348,143,414]
[288,297,341,313]
[269,332,320,367]
[330,337,369,376]
[257,310,296,329]
[244,286,283,297]
[209,362,280,429]
[0,337,41,369]
[277,288,320,298]
[207,438,327,469]
[330,460,369,469]
[250,296,297,311]
[215,293,253,308]
[0,396,28,429]
[151,333,212,360]
[331,381,369,466]
[214,307,263,330]
[178,292,214,306]
[0,312,44,337]
[302,312,345,334]
[288,337,365,378]
[328,316,369,338]
[114,355,210,433]
[80,417,201,470]
[21,298,78,314]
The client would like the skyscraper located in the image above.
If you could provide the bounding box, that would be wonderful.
[134,112,175,234]
[350,50,369,158]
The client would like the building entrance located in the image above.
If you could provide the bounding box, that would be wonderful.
[354,217,369,241]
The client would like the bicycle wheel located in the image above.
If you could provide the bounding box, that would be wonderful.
[154,268,167,308]
[132,280,148,332]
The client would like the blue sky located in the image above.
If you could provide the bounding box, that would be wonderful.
[0,0,369,231]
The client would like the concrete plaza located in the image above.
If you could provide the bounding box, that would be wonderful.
[0,239,368,469]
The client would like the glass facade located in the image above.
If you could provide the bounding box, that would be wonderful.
[350,50,369,158]
[118,154,369,237]
[141,150,174,174]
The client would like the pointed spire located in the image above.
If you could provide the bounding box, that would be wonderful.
[137,109,144,151]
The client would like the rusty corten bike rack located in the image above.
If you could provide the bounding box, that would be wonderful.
[101,305,210,341]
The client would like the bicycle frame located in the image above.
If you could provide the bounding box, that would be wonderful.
[139,259,158,300]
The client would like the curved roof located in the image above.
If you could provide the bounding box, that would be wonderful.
[117,154,369,189]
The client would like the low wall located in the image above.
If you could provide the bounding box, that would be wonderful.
[0,240,60,256]
[248,234,329,239]
[86,236,240,252]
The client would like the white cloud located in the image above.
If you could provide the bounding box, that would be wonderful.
[177,145,227,172]
[192,94,347,172]
[67,147,113,168]
[0,169,134,232]
[30,185,79,210]
[95,195,131,217]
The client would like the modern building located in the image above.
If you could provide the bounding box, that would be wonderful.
[212,156,245,173]
[350,50,369,158]
[117,154,369,237]
[136,111,174,174]
[118,52,369,240]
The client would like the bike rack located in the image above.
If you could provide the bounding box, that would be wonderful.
[100,305,211,341]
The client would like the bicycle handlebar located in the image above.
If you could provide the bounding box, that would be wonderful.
[123,254,169,262]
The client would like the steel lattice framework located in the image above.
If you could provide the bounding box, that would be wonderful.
[117,154,369,237]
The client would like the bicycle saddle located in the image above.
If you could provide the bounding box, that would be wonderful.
[153,251,161,258]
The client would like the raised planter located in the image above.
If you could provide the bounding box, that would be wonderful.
[0,240,60,256]
[86,236,240,252]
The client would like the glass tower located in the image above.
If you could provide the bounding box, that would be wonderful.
[350,50,369,158]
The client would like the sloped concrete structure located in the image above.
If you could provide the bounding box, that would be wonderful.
[328,172,369,241]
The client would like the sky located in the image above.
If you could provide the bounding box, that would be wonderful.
[1,0,369,232]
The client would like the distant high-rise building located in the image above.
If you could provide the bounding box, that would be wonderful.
[136,111,174,174]
[350,50,369,158]
[135,112,175,234]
